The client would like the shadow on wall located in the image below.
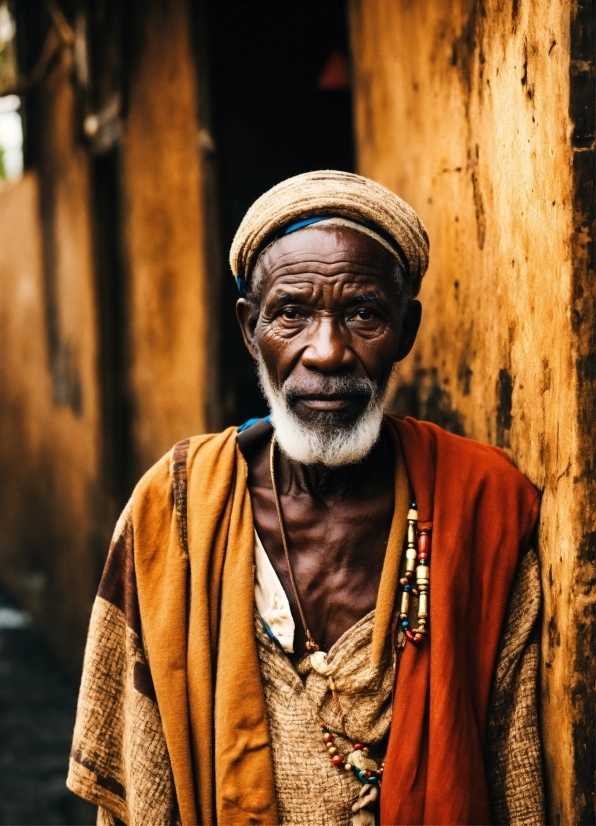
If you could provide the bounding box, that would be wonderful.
[389,366,466,436]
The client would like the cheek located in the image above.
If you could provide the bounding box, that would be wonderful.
[255,325,300,383]
[351,325,403,371]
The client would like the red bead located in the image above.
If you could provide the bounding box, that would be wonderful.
[399,576,409,585]
[353,743,363,751]
[366,770,372,777]
[405,629,416,643]
[418,532,431,557]
[332,754,343,766]
[418,552,429,561]
[323,733,333,743]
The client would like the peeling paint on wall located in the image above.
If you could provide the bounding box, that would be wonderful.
[350,0,595,820]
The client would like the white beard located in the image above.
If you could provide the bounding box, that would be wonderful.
[256,355,388,467]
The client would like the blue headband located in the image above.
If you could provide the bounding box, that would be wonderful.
[234,214,399,295]
[234,216,332,296]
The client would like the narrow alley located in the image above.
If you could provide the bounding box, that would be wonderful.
[0,589,94,825]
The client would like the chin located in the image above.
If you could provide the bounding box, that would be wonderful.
[256,353,389,467]
[273,407,384,467]
[267,390,386,467]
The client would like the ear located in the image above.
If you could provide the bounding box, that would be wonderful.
[396,300,422,361]
[236,298,259,359]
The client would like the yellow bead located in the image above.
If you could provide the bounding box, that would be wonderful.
[344,763,353,771]
[328,746,338,755]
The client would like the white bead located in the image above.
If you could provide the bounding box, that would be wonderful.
[400,591,410,615]
[310,651,331,675]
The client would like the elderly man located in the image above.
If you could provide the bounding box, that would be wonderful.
[68,171,544,826]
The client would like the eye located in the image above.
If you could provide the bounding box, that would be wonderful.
[352,307,376,321]
[281,307,303,320]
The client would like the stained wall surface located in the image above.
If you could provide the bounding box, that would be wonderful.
[0,50,105,680]
[350,0,594,821]
[0,0,211,679]
[123,0,209,476]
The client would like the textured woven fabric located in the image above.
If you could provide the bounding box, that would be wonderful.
[256,609,391,826]
[229,170,430,295]
[486,549,545,825]
[67,503,179,826]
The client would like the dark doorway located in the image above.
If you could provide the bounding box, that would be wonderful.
[91,149,132,509]
[206,0,355,427]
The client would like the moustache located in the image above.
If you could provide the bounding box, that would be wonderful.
[282,374,379,406]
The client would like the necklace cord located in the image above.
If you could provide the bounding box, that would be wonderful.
[267,434,423,793]
[269,435,319,651]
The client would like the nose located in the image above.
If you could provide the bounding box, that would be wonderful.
[300,316,356,374]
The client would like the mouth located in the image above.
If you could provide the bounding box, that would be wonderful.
[288,392,373,426]
[293,393,370,412]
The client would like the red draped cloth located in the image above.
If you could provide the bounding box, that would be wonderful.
[380,417,539,825]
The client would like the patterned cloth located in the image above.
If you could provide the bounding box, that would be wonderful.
[67,503,179,826]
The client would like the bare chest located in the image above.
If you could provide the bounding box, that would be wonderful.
[250,487,394,655]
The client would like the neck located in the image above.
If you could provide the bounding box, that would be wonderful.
[275,426,392,503]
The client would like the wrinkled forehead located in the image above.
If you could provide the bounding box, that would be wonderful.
[252,225,399,293]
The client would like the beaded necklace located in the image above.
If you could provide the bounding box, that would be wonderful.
[268,435,431,786]
[397,504,431,647]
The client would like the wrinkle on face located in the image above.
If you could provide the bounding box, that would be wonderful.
[250,227,405,394]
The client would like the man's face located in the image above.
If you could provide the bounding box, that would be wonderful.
[237,226,421,464]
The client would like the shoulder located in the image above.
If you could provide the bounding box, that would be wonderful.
[131,427,241,507]
[389,415,539,506]
[391,414,524,470]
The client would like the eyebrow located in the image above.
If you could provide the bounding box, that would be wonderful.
[351,290,391,311]
[267,289,392,312]
[269,292,303,306]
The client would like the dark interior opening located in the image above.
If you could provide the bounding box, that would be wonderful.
[90,148,132,509]
[206,0,355,427]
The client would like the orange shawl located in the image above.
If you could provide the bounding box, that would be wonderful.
[123,416,538,825]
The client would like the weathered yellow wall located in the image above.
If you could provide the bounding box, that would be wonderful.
[123,0,209,476]
[0,0,211,677]
[350,0,594,821]
[0,49,106,680]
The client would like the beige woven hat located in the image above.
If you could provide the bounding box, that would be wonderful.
[229,169,429,296]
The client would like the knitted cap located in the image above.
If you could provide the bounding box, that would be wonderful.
[229,170,430,296]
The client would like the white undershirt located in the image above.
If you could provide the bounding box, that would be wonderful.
[254,531,295,653]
